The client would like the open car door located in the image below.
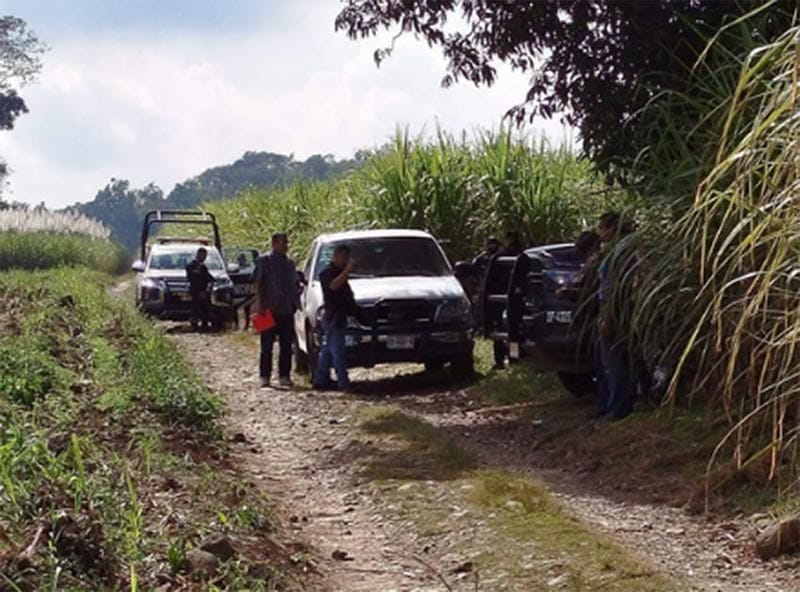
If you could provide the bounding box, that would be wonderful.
[223,247,260,309]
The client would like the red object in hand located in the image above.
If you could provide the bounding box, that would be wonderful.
[252,309,276,333]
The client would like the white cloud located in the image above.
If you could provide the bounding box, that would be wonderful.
[0,0,570,209]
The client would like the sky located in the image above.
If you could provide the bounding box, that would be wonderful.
[0,0,568,209]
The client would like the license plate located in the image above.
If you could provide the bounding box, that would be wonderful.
[345,335,359,347]
[387,335,415,350]
[546,310,572,324]
[234,285,255,296]
[178,293,192,302]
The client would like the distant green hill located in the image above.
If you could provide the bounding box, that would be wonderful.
[68,151,360,251]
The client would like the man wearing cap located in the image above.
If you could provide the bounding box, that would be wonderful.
[255,233,300,388]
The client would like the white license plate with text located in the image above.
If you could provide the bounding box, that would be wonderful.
[546,310,572,324]
[387,335,415,350]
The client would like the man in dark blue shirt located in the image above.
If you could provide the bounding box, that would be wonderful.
[186,247,214,332]
[313,244,356,391]
[255,233,300,388]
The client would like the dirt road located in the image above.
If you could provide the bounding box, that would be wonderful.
[170,328,800,592]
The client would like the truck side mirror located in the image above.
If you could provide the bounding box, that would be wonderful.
[131,260,146,273]
[453,261,475,280]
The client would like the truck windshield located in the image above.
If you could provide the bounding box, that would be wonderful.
[315,237,451,279]
[148,248,224,271]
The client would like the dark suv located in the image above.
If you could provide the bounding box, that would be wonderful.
[474,243,595,396]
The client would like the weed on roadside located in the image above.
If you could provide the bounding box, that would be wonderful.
[0,269,298,591]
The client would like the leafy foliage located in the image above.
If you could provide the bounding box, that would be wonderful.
[0,16,46,189]
[0,16,45,130]
[611,14,800,486]
[335,0,796,174]
[0,340,57,406]
[0,269,285,590]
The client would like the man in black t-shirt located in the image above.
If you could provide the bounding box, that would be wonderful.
[186,247,214,332]
[313,244,356,390]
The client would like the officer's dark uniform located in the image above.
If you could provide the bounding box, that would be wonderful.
[186,258,214,331]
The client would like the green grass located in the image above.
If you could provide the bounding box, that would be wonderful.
[355,407,677,590]
[0,230,125,272]
[358,405,475,480]
[208,128,617,263]
[612,14,800,485]
[469,471,675,591]
[0,207,125,272]
[0,269,291,591]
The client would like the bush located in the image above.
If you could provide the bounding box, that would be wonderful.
[616,15,800,483]
[0,209,125,272]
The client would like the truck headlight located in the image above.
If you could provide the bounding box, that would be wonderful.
[140,278,164,302]
[213,278,234,290]
[435,297,472,324]
[141,278,163,290]
[211,279,234,305]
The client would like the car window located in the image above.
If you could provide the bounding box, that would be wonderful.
[149,248,224,271]
[314,237,451,279]
[224,248,258,269]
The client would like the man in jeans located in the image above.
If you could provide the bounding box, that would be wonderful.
[255,233,299,388]
[313,244,355,391]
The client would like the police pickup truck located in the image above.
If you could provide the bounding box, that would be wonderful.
[131,210,257,328]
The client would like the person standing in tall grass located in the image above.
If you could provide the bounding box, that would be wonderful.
[596,213,635,421]
[255,233,300,388]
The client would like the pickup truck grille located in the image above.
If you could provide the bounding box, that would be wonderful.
[356,300,434,329]
[165,279,189,293]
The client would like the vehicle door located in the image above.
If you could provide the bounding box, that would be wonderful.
[223,247,260,308]
[295,240,318,347]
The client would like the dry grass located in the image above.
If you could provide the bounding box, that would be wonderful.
[358,405,476,480]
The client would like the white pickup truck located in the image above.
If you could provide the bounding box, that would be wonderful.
[294,229,475,378]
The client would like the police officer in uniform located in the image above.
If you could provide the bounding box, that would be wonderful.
[186,247,215,332]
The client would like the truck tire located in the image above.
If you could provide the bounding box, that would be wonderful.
[305,330,319,381]
[557,371,596,398]
[450,354,475,379]
[295,336,309,373]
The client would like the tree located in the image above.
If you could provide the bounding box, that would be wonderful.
[335,0,796,174]
[0,16,45,194]
[0,16,45,131]
[70,179,165,251]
